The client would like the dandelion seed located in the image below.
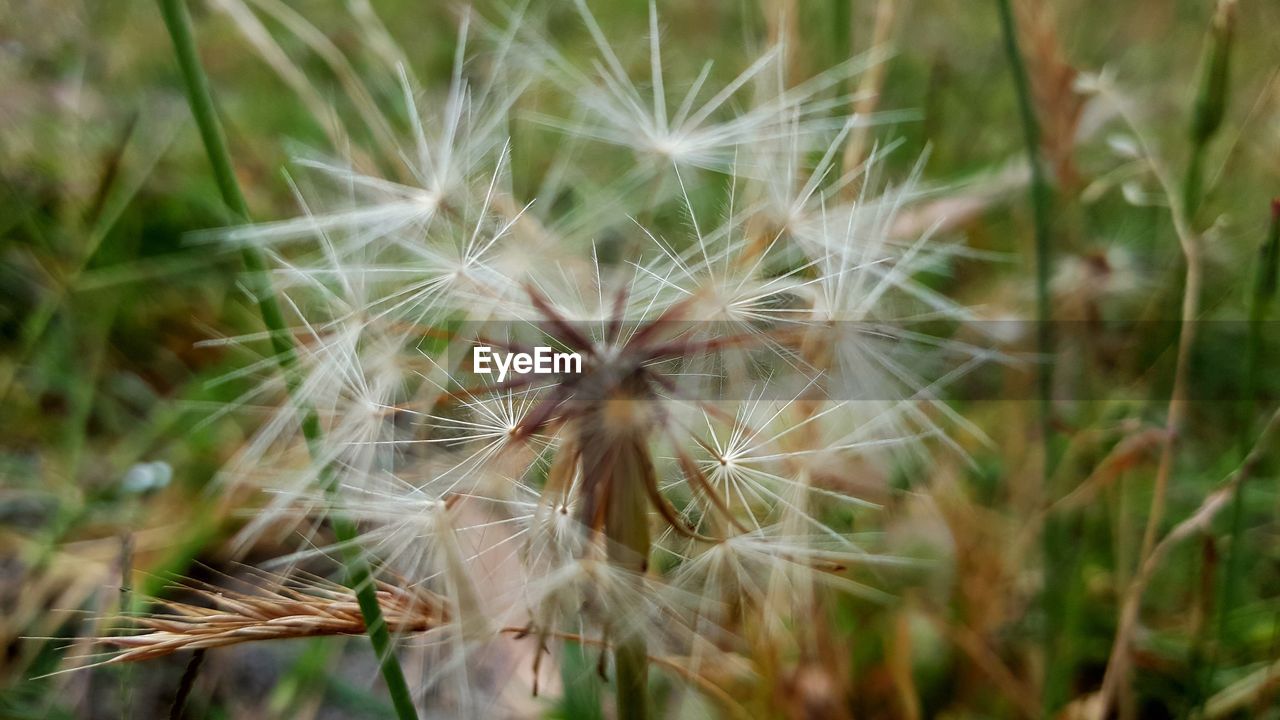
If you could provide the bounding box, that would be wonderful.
[98,6,991,716]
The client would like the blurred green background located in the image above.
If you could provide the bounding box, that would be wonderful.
[2,0,1279,717]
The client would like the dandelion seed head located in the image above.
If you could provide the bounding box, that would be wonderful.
[181,3,993,712]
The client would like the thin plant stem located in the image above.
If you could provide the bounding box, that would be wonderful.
[1202,200,1280,707]
[993,0,1053,434]
[1092,79,1205,718]
[168,649,206,720]
[599,435,655,720]
[1109,405,1280,715]
[993,0,1061,709]
[118,533,135,717]
[1183,144,1208,224]
[1179,4,1237,710]
[1181,0,1235,224]
[155,2,418,718]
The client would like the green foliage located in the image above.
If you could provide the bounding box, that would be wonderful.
[2,0,1279,717]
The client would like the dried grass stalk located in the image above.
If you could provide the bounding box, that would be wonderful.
[88,573,758,720]
[100,576,448,664]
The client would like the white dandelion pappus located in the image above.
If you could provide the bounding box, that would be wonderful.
[145,4,993,717]
[518,0,877,175]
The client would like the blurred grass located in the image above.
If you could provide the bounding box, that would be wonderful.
[2,0,1280,717]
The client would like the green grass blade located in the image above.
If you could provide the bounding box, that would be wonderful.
[155,2,419,717]
[993,0,1068,710]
